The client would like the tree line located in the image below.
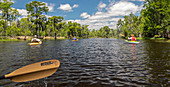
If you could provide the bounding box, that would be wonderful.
[0,0,169,40]
[0,0,92,39]
[116,0,169,39]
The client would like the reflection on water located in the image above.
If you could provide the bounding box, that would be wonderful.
[0,39,169,87]
[142,41,170,86]
[131,44,136,60]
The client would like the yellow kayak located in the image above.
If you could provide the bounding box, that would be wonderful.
[72,39,78,41]
[28,41,42,45]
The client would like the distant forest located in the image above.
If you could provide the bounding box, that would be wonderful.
[0,0,169,39]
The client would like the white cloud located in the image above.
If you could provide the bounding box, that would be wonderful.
[1,0,15,3]
[48,3,55,12]
[80,12,90,19]
[58,4,72,12]
[130,0,145,1]
[58,4,79,12]
[107,1,139,15]
[11,0,15,3]
[71,1,143,29]
[17,2,55,16]
[98,2,106,11]
[73,4,79,8]
[95,12,103,15]
[16,8,52,19]
[43,2,55,12]
[17,9,28,16]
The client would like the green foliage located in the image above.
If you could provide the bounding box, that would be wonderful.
[26,1,49,35]
[6,23,20,37]
[141,0,170,38]
[0,0,14,36]
[0,20,5,35]
[114,0,169,39]
[0,39,19,41]
[20,18,32,36]
[48,16,64,39]
[154,35,161,38]
[0,0,13,20]
[0,0,169,40]
[9,8,20,25]
[26,1,49,17]
[115,12,142,38]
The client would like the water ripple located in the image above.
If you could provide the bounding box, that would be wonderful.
[0,39,169,87]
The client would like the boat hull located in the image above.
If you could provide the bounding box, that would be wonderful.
[125,40,139,44]
[28,41,42,45]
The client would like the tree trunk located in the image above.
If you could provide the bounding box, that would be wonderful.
[167,29,169,39]
[4,19,7,37]
[54,33,57,40]
[36,22,38,36]
[38,23,41,38]
[24,36,27,40]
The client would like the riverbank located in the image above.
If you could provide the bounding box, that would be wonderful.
[0,39,20,41]
[136,37,166,40]
[0,36,67,41]
[43,36,66,40]
[136,37,170,43]
[0,36,169,43]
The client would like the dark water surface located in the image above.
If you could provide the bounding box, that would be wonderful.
[0,38,169,87]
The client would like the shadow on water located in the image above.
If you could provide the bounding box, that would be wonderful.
[0,39,169,87]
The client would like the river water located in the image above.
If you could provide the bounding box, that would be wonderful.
[0,38,169,87]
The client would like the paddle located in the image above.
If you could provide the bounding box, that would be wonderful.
[70,35,78,41]
[120,34,125,37]
[0,59,60,82]
[70,35,73,38]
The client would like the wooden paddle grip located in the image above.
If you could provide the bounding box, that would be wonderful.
[0,75,5,79]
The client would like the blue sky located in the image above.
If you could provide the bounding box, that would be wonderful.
[10,0,144,29]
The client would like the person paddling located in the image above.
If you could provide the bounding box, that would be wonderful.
[70,35,77,40]
[128,34,136,41]
[73,36,77,40]
[31,35,41,43]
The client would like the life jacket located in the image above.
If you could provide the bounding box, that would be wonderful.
[131,36,136,41]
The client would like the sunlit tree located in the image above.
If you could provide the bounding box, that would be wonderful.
[26,1,49,36]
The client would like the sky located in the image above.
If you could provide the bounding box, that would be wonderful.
[8,0,144,29]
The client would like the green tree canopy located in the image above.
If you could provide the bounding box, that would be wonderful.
[26,1,49,35]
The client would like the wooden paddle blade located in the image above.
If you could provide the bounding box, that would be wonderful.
[5,59,60,82]
[11,68,58,82]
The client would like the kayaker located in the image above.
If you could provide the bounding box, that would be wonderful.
[128,34,136,41]
[73,36,77,40]
[31,35,41,43]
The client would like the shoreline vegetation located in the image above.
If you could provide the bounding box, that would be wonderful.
[0,0,169,43]
[0,36,66,41]
[0,36,169,43]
